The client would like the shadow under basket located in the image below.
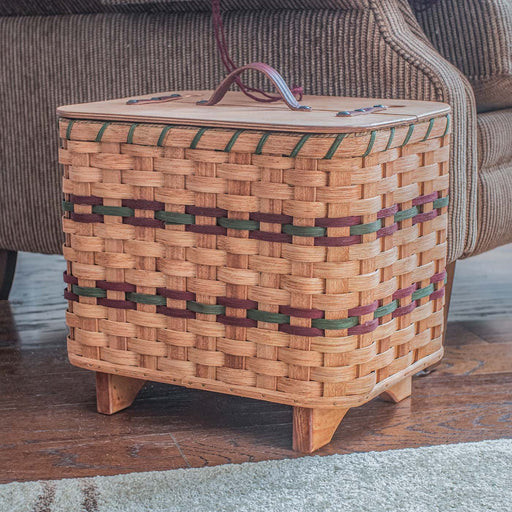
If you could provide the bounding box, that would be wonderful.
[59,80,450,452]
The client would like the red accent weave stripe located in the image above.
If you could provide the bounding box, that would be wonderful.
[70,212,103,223]
[377,223,398,238]
[430,270,447,283]
[413,210,438,224]
[64,289,79,302]
[429,287,445,301]
[315,216,360,228]
[250,231,293,243]
[314,235,361,247]
[377,205,399,218]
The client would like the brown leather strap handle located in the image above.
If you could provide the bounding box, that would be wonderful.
[197,63,312,112]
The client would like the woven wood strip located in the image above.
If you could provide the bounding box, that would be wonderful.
[61,115,450,408]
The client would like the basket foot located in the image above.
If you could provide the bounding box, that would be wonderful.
[96,372,145,415]
[292,407,348,453]
[380,376,412,403]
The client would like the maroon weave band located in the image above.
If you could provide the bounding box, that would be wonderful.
[97,298,137,310]
[392,302,416,318]
[63,271,78,285]
[156,306,196,319]
[315,215,360,228]
[70,212,103,223]
[250,231,293,243]
[393,284,418,300]
[218,297,258,309]
[156,288,196,301]
[64,289,79,302]
[413,210,438,224]
[186,205,227,217]
[348,301,379,316]
[412,191,439,206]
[429,287,445,301]
[279,305,324,319]
[314,235,361,247]
[430,270,447,283]
[217,315,257,328]
[377,205,399,219]
[279,324,324,337]
[250,212,293,224]
[70,194,103,206]
[377,223,398,237]
[96,280,136,292]
[124,217,164,228]
[123,199,165,210]
[348,319,379,335]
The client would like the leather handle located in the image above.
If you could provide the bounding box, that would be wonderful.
[197,63,311,112]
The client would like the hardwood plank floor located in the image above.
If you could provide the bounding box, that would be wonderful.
[0,246,511,483]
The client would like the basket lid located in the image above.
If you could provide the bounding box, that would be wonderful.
[57,91,450,134]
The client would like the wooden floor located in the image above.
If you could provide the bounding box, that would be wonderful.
[1,246,511,483]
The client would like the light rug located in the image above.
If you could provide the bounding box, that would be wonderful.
[1,439,511,512]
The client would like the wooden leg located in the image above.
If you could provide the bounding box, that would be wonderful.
[443,261,457,342]
[0,250,17,300]
[292,407,348,453]
[96,372,145,415]
[380,376,412,403]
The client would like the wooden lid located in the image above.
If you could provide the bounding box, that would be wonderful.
[57,91,450,134]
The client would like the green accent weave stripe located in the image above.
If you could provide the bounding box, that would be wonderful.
[247,310,290,324]
[126,123,139,144]
[289,134,311,158]
[66,120,76,140]
[187,301,226,315]
[324,133,347,160]
[395,206,419,222]
[442,114,451,137]
[362,130,376,157]
[374,300,399,319]
[95,122,111,143]
[350,219,382,236]
[433,196,449,209]
[92,205,134,217]
[385,127,395,151]
[189,127,208,149]
[62,200,74,212]
[218,218,259,231]
[255,132,272,155]
[157,125,173,147]
[155,211,195,225]
[422,118,435,141]
[72,285,107,298]
[412,283,435,301]
[282,225,326,237]
[127,292,167,306]
[312,317,359,330]
[224,130,244,152]
[400,125,414,147]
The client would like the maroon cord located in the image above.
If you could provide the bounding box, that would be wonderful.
[211,0,303,102]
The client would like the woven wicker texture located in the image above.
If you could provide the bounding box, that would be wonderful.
[61,115,449,408]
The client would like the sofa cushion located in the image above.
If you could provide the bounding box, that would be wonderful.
[0,0,368,17]
[412,0,512,112]
[477,109,512,169]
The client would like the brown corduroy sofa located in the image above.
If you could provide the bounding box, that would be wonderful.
[0,0,511,303]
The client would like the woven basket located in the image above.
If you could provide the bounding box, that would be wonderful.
[60,103,450,411]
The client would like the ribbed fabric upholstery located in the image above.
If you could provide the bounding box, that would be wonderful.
[0,1,476,261]
[0,0,369,16]
[413,0,512,112]
[475,162,512,254]
[477,109,512,169]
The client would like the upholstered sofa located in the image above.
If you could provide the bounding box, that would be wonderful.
[0,0,511,306]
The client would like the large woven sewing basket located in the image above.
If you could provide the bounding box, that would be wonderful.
[59,65,450,451]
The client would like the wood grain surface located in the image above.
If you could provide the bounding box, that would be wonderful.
[0,246,511,483]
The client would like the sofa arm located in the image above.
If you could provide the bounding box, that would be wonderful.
[411,0,512,112]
